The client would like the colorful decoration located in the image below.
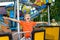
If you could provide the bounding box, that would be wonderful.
[10,10,14,18]
[7,11,10,16]
[36,0,41,2]
[30,7,39,18]
[30,8,35,14]
[21,0,30,3]
[46,0,49,3]
[49,0,52,3]
[22,5,31,13]
[34,0,46,6]
[34,0,41,6]
[21,0,28,3]
[44,0,46,4]
[41,0,44,5]
[41,4,47,9]
[5,4,14,8]
[34,0,53,6]
[0,14,3,20]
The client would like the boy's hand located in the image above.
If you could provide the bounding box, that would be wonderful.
[3,17,9,20]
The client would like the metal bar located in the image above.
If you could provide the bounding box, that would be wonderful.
[13,0,16,27]
[40,14,43,22]
[48,5,50,25]
[12,31,31,36]
[16,0,20,40]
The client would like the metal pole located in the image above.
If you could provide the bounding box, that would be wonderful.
[48,5,50,25]
[40,14,43,22]
[13,0,16,27]
[17,0,20,40]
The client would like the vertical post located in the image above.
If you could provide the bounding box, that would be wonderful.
[40,14,43,22]
[0,21,1,30]
[48,5,50,25]
[13,0,16,27]
[17,0,20,40]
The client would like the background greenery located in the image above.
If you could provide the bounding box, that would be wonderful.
[33,0,60,22]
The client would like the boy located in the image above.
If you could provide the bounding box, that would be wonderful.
[50,19,58,26]
[3,14,48,40]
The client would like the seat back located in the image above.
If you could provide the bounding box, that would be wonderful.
[32,30,45,40]
[0,33,12,40]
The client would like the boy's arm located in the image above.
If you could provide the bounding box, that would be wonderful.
[3,17,20,23]
[36,22,48,24]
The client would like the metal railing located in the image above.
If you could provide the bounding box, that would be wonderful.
[12,31,31,40]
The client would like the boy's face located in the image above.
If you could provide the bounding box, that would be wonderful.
[52,19,55,22]
[24,14,31,21]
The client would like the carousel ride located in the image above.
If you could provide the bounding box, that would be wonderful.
[0,0,59,40]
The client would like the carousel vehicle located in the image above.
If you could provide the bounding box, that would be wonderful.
[0,0,60,40]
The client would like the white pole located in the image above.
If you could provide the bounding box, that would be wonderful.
[48,5,50,25]
[40,14,43,22]
[17,0,20,40]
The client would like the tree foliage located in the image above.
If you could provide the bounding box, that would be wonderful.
[34,0,60,22]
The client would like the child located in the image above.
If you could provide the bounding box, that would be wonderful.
[3,14,48,40]
[50,19,58,26]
